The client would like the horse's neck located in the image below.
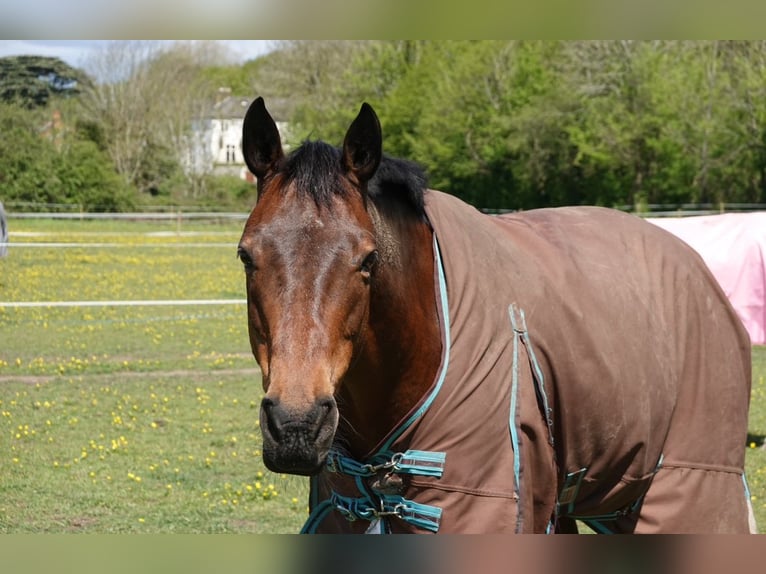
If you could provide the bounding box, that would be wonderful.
[337,208,442,458]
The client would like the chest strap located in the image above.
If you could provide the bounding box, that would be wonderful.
[326,449,446,478]
[301,449,447,533]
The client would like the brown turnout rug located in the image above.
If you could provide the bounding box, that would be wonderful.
[306,190,755,534]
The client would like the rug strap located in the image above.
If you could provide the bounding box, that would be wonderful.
[326,449,446,478]
[509,304,555,447]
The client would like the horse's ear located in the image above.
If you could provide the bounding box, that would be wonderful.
[242,97,284,179]
[342,103,382,185]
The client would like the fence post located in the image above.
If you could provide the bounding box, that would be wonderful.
[0,200,7,258]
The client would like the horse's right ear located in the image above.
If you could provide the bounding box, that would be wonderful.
[242,97,284,179]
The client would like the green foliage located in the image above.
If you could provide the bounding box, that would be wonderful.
[201,62,259,97]
[135,140,182,199]
[199,175,257,209]
[0,105,55,204]
[257,40,766,210]
[7,41,766,212]
[370,41,582,208]
[0,104,134,211]
[0,55,90,109]
[55,139,136,211]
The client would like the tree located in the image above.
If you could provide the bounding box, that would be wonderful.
[0,103,134,211]
[561,41,700,209]
[142,42,234,198]
[250,41,386,145]
[562,41,766,209]
[0,55,90,109]
[201,59,261,97]
[376,41,581,209]
[715,41,766,204]
[0,104,57,206]
[54,40,766,212]
[77,41,231,197]
[54,138,135,211]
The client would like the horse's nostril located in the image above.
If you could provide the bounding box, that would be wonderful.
[261,396,276,412]
[261,397,283,440]
[313,397,337,440]
[316,397,334,415]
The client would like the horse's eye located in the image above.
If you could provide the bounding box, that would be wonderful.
[237,248,255,271]
[360,250,379,276]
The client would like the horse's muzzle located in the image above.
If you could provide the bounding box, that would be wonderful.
[259,396,338,475]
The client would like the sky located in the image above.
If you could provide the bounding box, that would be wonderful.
[0,40,276,69]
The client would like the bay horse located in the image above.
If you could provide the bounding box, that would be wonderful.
[238,97,755,534]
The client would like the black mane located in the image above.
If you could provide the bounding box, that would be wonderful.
[280,140,428,219]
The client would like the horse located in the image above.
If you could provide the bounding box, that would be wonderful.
[237,97,756,534]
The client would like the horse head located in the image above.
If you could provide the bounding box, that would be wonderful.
[238,98,383,475]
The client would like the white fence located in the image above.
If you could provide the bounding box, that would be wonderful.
[7,211,248,221]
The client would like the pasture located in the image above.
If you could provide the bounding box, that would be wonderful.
[1,217,765,533]
[0,217,307,533]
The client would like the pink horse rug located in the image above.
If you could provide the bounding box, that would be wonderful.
[647,212,766,345]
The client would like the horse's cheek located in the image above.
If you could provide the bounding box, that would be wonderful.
[339,284,371,343]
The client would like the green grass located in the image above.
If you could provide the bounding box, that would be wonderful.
[745,345,766,530]
[1,218,765,533]
[0,373,308,533]
[1,218,309,533]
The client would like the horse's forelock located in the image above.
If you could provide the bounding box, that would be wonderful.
[279,140,428,218]
[282,141,345,207]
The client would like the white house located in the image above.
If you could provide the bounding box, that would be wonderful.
[184,89,290,182]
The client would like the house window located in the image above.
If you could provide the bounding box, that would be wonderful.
[226,144,237,163]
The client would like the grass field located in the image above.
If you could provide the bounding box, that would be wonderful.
[1,217,309,533]
[1,217,765,533]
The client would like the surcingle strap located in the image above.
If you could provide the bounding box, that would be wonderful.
[556,467,588,517]
[557,454,665,533]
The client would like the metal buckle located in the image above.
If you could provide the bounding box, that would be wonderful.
[362,452,404,474]
[336,506,357,522]
[375,502,406,518]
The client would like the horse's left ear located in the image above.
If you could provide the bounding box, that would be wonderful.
[342,103,382,185]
